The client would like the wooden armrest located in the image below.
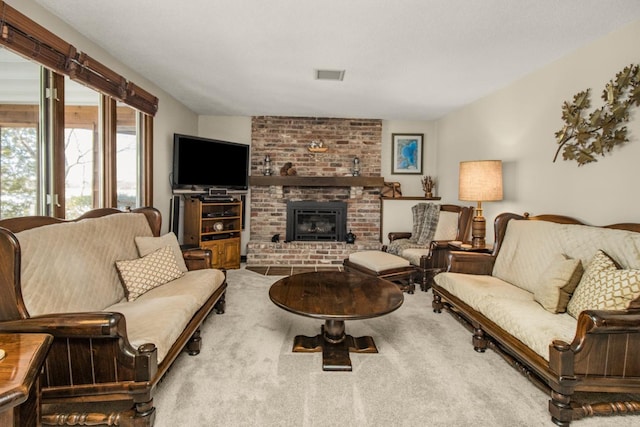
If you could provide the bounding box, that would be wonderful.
[574,309,640,339]
[424,240,450,257]
[0,312,158,382]
[182,248,213,270]
[0,312,126,338]
[447,251,495,275]
[550,309,640,378]
[417,241,451,269]
[430,241,451,248]
[388,232,411,242]
[182,248,210,259]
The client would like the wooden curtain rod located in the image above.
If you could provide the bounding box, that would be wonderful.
[0,0,158,116]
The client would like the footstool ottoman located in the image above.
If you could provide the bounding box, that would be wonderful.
[343,251,417,294]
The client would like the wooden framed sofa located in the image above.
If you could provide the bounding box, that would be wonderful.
[0,207,227,426]
[385,203,473,290]
[432,212,640,425]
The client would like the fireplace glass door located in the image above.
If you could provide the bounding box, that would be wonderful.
[286,201,347,242]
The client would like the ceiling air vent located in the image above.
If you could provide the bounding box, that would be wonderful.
[315,69,345,81]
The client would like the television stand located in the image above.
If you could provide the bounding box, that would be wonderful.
[183,198,242,269]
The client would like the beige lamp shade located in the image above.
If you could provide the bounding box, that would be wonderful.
[459,160,503,202]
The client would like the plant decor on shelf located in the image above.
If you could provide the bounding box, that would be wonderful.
[553,63,640,166]
[421,175,435,198]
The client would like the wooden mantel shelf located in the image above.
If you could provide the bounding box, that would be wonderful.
[249,176,385,187]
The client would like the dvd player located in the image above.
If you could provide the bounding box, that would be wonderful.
[199,195,236,202]
[202,233,233,241]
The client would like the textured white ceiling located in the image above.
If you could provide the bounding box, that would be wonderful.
[31,0,640,120]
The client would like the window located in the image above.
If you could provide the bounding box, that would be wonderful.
[64,77,100,218]
[116,102,141,210]
[0,1,157,219]
[0,50,41,218]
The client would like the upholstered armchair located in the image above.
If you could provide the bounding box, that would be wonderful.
[385,203,473,290]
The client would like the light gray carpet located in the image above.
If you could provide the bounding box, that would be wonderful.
[153,269,637,426]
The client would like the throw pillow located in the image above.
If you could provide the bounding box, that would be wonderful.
[567,250,640,318]
[533,254,583,313]
[135,232,188,273]
[115,246,184,301]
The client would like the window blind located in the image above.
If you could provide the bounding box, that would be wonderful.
[0,1,158,116]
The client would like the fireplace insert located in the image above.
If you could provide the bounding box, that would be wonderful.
[286,201,347,242]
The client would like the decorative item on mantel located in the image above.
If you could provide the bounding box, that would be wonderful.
[352,157,361,176]
[263,155,272,176]
[280,162,297,176]
[421,175,435,198]
[307,140,328,152]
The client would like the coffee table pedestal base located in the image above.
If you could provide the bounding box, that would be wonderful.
[292,320,378,371]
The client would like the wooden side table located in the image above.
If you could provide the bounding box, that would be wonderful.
[0,333,53,427]
[448,242,493,254]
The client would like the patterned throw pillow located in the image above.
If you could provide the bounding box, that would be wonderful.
[533,254,583,313]
[115,246,184,301]
[567,250,640,318]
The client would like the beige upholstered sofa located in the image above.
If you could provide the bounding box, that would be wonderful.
[433,212,640,425]
[0,207,227,426]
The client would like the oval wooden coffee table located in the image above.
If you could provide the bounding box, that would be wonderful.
[269,271,404,371]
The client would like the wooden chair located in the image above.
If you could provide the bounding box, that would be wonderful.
[385,204,473,290]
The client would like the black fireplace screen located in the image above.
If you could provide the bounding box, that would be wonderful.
[286,201,347,242]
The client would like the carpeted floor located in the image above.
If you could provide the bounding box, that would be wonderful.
[152,268,638,427]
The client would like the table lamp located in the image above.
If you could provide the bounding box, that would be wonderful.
[458,160,503,248]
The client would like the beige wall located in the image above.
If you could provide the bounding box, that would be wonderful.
[436,19,640,242]
[10,0,199,232]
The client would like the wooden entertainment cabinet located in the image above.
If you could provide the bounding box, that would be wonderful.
[183,197,242,269]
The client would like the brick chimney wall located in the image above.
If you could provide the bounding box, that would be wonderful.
[247,116,384,265]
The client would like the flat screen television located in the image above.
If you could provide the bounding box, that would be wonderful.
[172,133,250,191]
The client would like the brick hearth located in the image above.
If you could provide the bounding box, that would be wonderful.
[247,116,383,265]
[246,240,383,266]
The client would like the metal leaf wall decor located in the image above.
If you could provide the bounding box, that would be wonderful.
[553,63,640,166]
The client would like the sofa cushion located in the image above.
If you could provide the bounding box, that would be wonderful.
[139,268,226,306]
[116,246,185,301]
[491,220,640,295]
[567,250,640,318]
[435,271,578,361]
[135,232,188,273]
[105,268,225,363]
[477,297,578,361]
[533,254,583,313]
[401,248,429,266]
[435,272,533,311]
[17,213,153,315]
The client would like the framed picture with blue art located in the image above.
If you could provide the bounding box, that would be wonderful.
[391,133,423,174]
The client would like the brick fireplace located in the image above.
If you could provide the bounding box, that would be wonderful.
[246,116,384,266]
